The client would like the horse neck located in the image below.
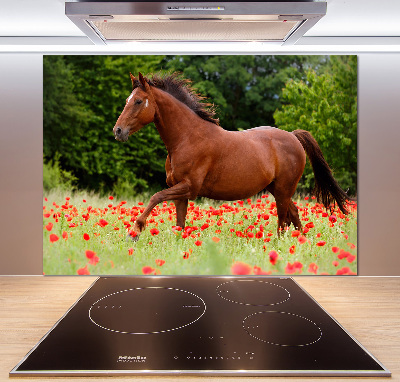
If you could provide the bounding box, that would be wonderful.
[151,87,204,153]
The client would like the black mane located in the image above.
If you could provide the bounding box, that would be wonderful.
[133,73,219,125]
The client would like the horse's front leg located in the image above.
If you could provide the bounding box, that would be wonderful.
[129,181,192,241]
[174,199,188,229]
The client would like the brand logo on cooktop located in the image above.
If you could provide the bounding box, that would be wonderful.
[117,355,147,363]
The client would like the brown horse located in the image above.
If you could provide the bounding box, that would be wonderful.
[113,72,349,240]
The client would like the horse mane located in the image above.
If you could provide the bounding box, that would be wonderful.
[133,73,219,125]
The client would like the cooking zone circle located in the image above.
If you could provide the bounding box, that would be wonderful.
[88,287,206,334]
[216,280,290,306]
[243,311,322,347]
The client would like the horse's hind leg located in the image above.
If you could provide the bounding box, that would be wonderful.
[287,200,302,231]
[267,182,301,235]
[274,194,291,236]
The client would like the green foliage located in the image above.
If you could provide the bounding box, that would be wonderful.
[43,153,78,192]
[43,56,94,161]
[163,55,328,130]
[274,56,357,195]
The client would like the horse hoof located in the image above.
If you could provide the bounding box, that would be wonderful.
[127,231,140,242]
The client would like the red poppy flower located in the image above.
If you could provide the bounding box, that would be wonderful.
[150,228,160,236]
[338,250,350,260]
[329,215,337,223]
[291,230,301,237]
[194,240,202,246]
[305,222,315,229]
[332,260,339,267]
[285,261,303,274]
[142,266,155,275]
[85,250,96,259]
[129,230,137,238]
[255,231,263,239]
[247,232,255,239]
[347,254,356,263]
[298,235,307,244]
[308,263,318,274]
[45,222,53,231]
[49,234,59,243]
[128,248,134,256]
[109,196,114,200]
[332,246,340,253]
[155,259,165,266]
[289,245,296,254]
[231,261,252,275]
[88,255,99,266]
[336,266,352,275]
[77,265,90,275]
[294,261,303,270]
[269,250,278,265]
[284,262,296,274]
[83,233,90,241]
[347,242,356,249]
[316,240,326,247]
[98,219,108,227]
[62,231,68,240]
[253,266,271,275]
[183,251,190,259]
[212,237,220,243]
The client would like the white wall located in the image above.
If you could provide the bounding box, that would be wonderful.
[0,53,399,275]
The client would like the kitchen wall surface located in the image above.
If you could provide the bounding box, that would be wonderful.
[0,53,399,275]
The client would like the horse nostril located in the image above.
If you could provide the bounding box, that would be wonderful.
[115,127,122,136]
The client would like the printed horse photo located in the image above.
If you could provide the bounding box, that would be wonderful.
[113,72,350,241]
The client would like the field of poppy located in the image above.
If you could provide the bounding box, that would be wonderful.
[43,191,357,276]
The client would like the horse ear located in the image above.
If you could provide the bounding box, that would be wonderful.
[138,72,147,88]
[130,73,136,88]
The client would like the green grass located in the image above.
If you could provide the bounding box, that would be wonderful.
[43,190,357,276]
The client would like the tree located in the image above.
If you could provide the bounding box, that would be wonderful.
[273,56,357,195]
[163,55,328,130]
[43,55,93,161]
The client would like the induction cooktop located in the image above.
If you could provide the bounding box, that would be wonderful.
[10,276,390,377]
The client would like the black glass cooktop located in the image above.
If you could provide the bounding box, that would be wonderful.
[10,276,390,377]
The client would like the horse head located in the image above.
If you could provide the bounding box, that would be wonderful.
[113,72,156,142]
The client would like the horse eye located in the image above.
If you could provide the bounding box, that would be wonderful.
[135,99,143,105]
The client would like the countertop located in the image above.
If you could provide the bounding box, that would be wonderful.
[1,276,399,381]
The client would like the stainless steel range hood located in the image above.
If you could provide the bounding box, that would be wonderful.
[65,1,327,45]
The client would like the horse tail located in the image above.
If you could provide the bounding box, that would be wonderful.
[292,129,350,214]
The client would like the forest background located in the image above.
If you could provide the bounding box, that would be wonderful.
[43,55,357,199]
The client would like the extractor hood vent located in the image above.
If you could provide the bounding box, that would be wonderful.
[65,1,327,45]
